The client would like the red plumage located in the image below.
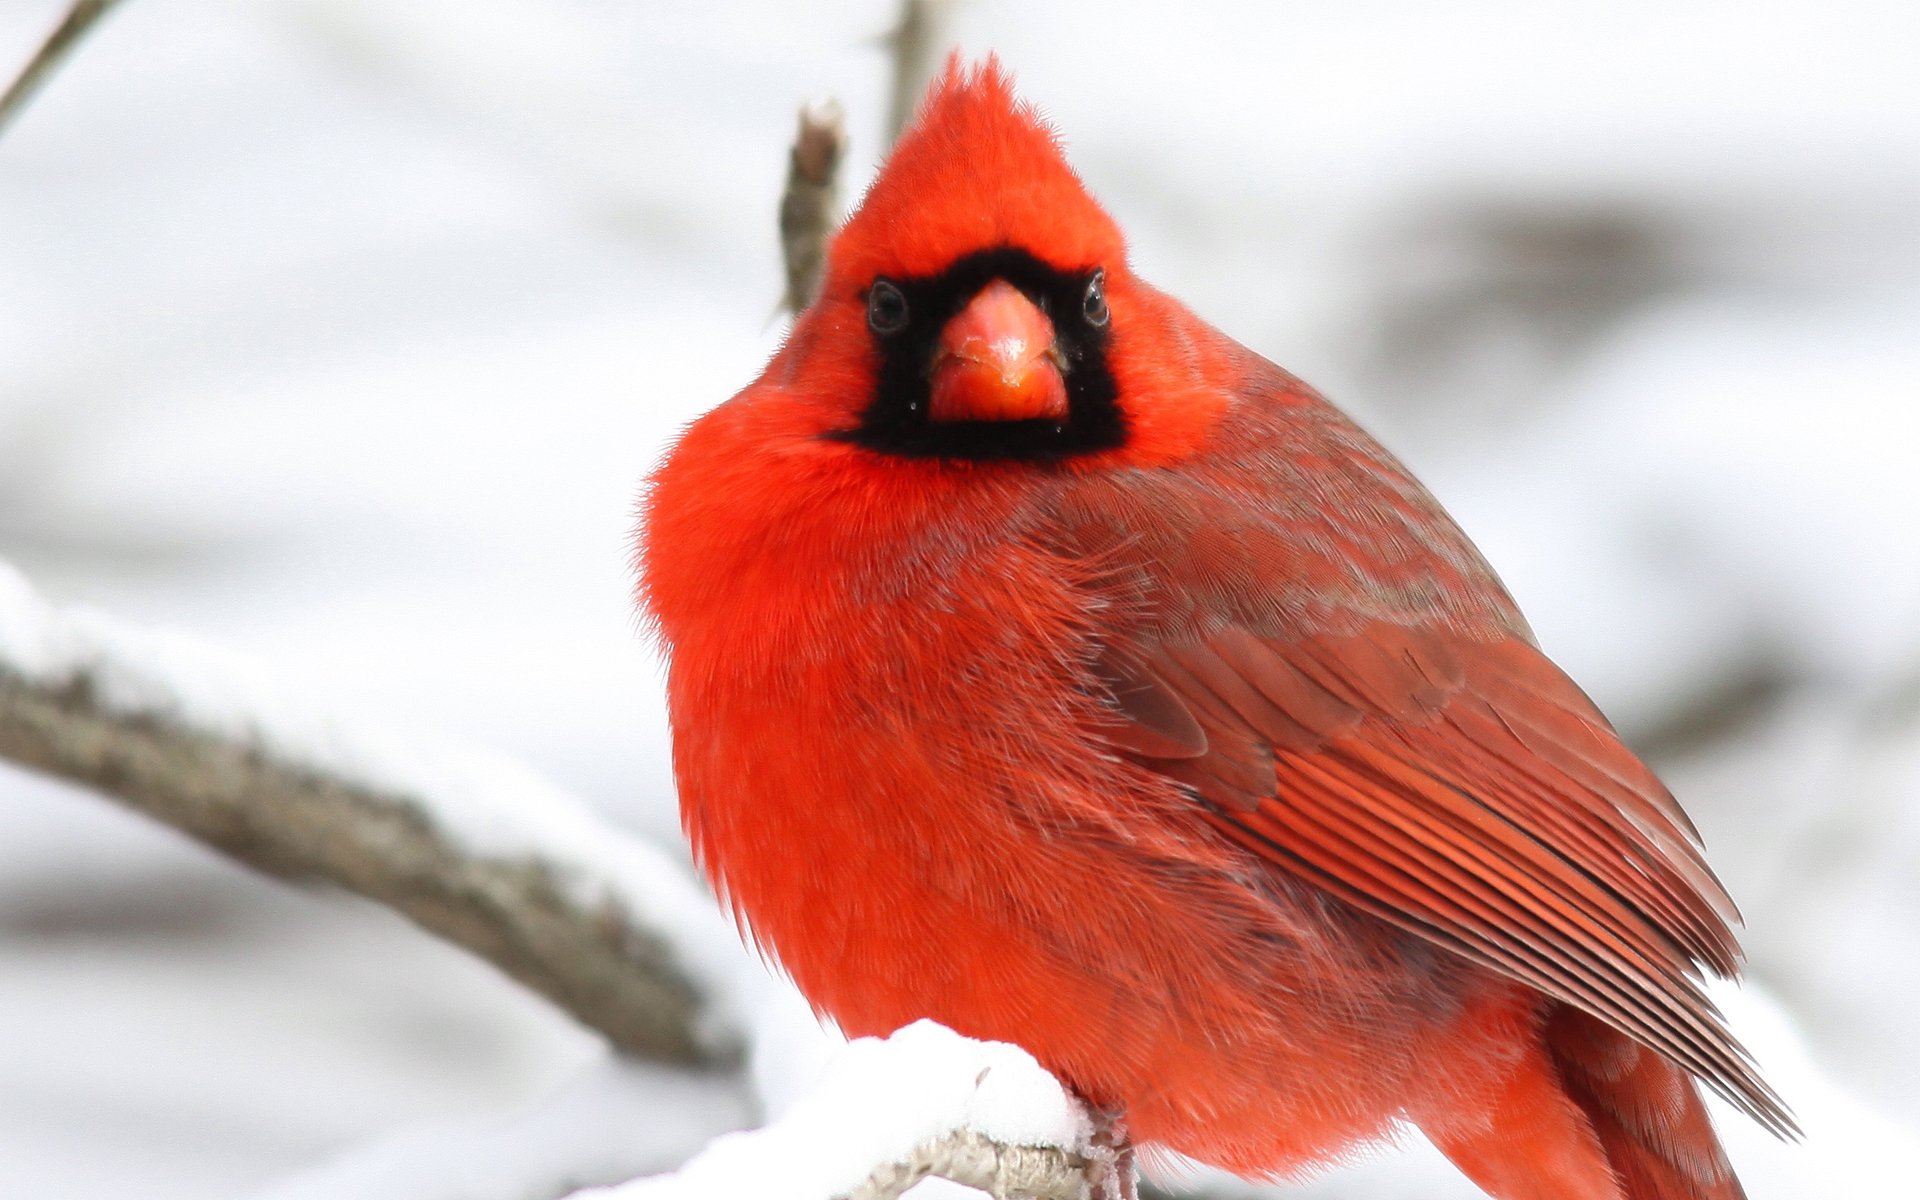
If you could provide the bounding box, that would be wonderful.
[637,59,1790,1199]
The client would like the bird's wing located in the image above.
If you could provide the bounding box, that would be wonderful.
[1092,614,1794,1136]
[1035,348,1794,1134]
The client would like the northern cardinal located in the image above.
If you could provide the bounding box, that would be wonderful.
[638,60,1792,1199]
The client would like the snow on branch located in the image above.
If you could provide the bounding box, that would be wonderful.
[568,1021,1103,1200]
[0,559,743,1067]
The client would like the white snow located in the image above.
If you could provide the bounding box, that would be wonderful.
[568,1021,1089,1200]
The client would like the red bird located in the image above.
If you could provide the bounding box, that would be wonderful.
[638,60,1792,1199]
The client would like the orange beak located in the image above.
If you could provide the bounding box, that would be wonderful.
[929,280,1069,423]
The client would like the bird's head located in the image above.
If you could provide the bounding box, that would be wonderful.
[780,57,1229,468]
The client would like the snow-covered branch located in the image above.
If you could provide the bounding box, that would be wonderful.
[0,560,743,1067]
[568,1022,1101,1200]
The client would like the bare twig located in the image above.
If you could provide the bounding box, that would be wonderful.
[842,1129,1095,1200]
[0,565,739,1068]
[0,0,125,136]
[883,0,960,146]
[778,99,847,315]
[777,1,961,316]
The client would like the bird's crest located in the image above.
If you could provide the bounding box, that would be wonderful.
[823,56,1125,294]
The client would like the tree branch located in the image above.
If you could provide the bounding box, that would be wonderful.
[843,1128,1094,1200]
[883,0,959,146]
[779,99,847,315]
[0,0,125,135]
[777,1,960,316]
[0,561,741,1068]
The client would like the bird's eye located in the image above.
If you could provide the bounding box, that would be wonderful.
[1082,269,1110,328]
[867,279,909,334]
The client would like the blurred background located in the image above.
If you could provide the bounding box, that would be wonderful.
[2,1,1916,1196]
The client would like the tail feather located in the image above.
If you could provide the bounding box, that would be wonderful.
[1547,1004,1746,1200]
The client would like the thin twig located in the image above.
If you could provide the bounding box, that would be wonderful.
[776,1,960,316]
[0,0,125,137]
[778,99,847,315]
[883,0,960,146]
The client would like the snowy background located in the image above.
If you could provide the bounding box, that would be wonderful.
[2,0,1917,1196]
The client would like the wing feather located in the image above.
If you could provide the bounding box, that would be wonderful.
[1097,624,1795,1136]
